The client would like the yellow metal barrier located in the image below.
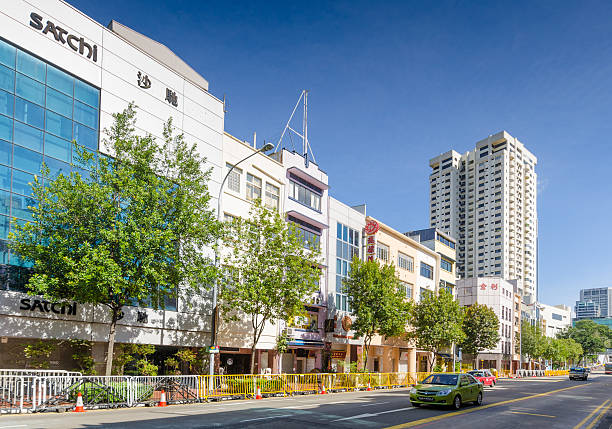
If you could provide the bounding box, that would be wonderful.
[544,370,569,376]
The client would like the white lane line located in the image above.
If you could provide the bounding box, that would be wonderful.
[280,404,318,409]
[331,407,414,422]
[0,426,28,428]
[240,414,292,423]
[361,401,390,407]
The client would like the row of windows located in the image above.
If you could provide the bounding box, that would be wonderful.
[436,233,455,249]
[226,164,280,211]
[335,222,360,312]
[289,179,321,212]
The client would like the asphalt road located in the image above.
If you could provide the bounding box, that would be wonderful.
[2,372,611,429]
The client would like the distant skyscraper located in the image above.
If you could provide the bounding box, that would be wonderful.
[575,287,612,319]
[428,131,538,298]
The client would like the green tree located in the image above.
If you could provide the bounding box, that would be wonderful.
[460,303,500,368]
[407,290,465,371]
[10,104,219,376]
[558,320,612,362]
[221,200,321,373]
[519,323,548,367]
[342,258,411,369]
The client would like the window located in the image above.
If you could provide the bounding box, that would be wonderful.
[0,38,101,292]
[377,243,389,262]
[399,281,413,299]
[420,262,433,279]
[336,222,360,312]
[420,287,431,301]
[264,183,280,210]
[296,225,320,250]
[223,213,237,223]
[441,257,453,272]
[398,252,414,271]
[289,179,321,211]
[226,163,241,192]
[246,173,262,201]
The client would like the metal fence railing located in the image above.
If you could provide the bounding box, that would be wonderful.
[0,369,572,414]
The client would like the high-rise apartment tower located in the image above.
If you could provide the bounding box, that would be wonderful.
[429,131,538,298]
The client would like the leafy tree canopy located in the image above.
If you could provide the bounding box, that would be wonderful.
[460,303,500,355]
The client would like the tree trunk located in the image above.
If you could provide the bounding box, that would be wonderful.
[105,307,120,377]
[250,345,257,374]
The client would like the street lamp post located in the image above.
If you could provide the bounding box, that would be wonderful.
[209,142,274,376]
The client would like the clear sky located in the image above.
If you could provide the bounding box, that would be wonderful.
[68,0,612,309]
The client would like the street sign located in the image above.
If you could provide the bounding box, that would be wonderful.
[208,346,220,354]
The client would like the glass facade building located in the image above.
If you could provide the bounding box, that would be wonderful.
[0,38,100,290]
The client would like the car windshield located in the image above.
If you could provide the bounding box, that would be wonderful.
[422,374,458,385]
[571,368,585,372]
[469,371,484,376]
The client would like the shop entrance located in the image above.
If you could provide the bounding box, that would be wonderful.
[220,353,251,374]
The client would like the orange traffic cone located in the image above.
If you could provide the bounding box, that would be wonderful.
[255,387,262,399]
[366,383,372,391]
[320,383,327,394]
[158,389,168,407]
[73,392,85,412]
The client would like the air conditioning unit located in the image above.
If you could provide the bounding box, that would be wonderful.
[284,328,295,337]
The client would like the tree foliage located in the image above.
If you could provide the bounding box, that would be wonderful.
[407,290,464,371]
[342,258,411,369]
[460,303,500,356]
[221,199,321,373]
[558,320,612,359]
[10,104,219,376]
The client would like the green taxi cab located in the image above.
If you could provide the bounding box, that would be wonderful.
[409,373,484,409]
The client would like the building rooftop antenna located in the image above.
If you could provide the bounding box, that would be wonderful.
[276,90,316,164]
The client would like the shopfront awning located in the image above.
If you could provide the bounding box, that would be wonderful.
[288,339,325,348]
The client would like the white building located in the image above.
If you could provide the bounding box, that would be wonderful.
[457,277,516,371]
[539,303,571,338]
[429,131,538,299]
[0,0,224,370]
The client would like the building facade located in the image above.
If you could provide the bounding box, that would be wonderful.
[457,277,516,371]
[429,131,538,299]
[575,287,612,319]
[539,303,571,338]
[405,228,457,296]
[0,0,225,371]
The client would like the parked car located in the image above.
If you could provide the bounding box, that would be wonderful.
[569,367,588,381]
[410,373,484,409]
[467,369,497,387]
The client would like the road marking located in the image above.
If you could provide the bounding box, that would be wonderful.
[240,414,292,423]
[509,411,556,418]
[332,407,414,422]
[0,426,28,428]
[383,383,590,429]
[572,399,609,429]
[585,399,612,429]
[361,401,390,407]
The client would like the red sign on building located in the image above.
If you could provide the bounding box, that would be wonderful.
[364,220,380,235]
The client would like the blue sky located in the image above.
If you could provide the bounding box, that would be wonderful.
[68,0,612,309]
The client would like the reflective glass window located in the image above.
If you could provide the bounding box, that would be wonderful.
[45,110,72,140]
[14,98,44,129]
[0,165,10,191]
[73,166,90,181]
[0,189,9,215]
[73,122,97,150]
[0,115,12,141]
[16,51,45,83]
[0,239,7,264]
[74,100,97,129]
[0,90,13,117]
[43,156,70,179]
[0,40,15,69]
[74,79,98,108]
[11,194,35,221]
[15,73,44,105]
[13,145,42,174]
[13,121,43,152]
[0,64,14,93]
[46,87,72,118]
[44,133,70,163]
[0,215,9,239]
[12,169,35,197]
[46,65,73,96]
[0,140,12,166]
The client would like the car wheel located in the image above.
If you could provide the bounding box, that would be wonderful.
[475,392,483,406]
[491,381,496,387]
[411,402,421,407]
[452,395,462,410]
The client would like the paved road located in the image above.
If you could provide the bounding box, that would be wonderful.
[2,372,611,429]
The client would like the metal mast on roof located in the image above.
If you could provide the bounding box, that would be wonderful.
[276,90,316,164]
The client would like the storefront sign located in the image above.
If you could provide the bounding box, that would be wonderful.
[137,71,151,89]
[19,298,77,316]
[29,13,98,63]
[341,315,352,332]
[330,351,346,359]
[165,88,178,106]
[480,282,499,291]
[364,220,379,262]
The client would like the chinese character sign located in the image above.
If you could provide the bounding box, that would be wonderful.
[165,88,178,106]
[364,221,378,262]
